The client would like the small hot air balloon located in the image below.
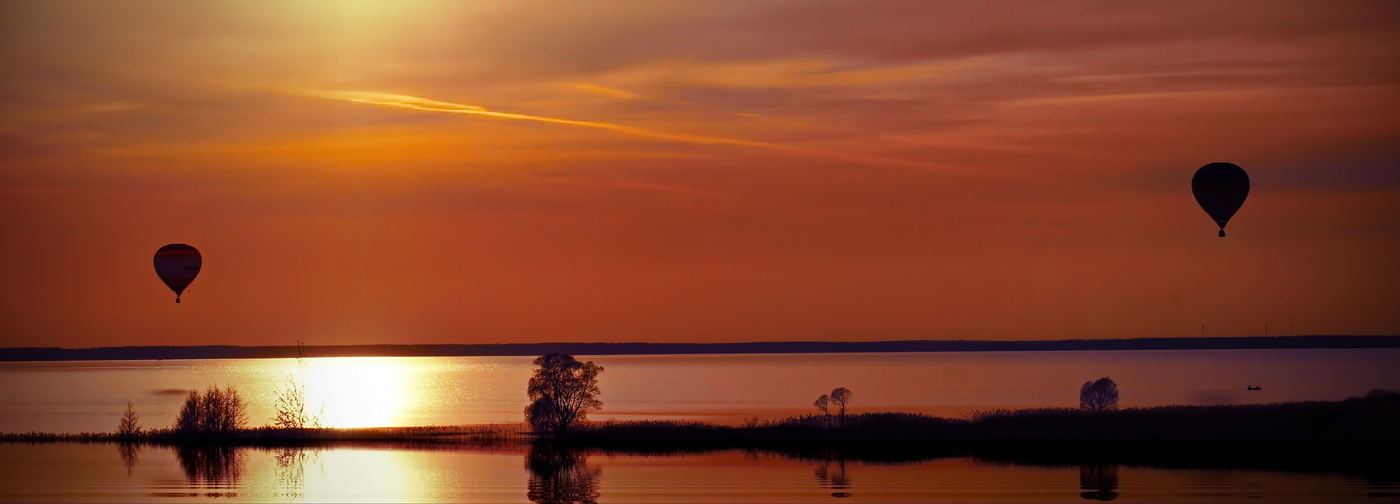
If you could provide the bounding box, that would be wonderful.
[1191,162,1250,237]
[154,244,201,303]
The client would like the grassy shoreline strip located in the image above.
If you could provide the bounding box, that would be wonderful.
[6,391,1397,444]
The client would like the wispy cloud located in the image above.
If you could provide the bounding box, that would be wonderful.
[1003,90,1247,107]
[310,90,787,149]
[570,83,640,99]
[306,90,953,171]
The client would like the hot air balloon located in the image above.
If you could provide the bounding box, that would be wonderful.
[1191,162,1250,237]
[154,244,201,303]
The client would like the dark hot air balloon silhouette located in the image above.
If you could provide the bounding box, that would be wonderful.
[1191,162,1250,237]
[154,244,201,303]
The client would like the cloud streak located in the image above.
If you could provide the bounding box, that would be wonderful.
[311,90,787,149]
[307,89,954,171]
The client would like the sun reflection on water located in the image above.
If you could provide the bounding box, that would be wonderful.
[303,357,410,428]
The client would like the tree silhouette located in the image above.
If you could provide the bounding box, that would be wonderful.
[526,354,603,434]
[176,385,248,436]
[830,387,853,426]
[117,400,141,438]
[527,395,561,433]
[1079,377,1119,413]
[274,342,321,430]
[814,394,832,427]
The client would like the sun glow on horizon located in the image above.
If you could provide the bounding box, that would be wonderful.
[303,357,411,428]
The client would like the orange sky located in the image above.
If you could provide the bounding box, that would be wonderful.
[1,1,1397,348]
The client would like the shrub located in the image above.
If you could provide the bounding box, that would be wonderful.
[175,385,248,436]
[273,343,321,430]
[1080,377,1119,412]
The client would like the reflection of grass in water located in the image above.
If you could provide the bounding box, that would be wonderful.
[90,437,1397,502]
[5,390,1398,491]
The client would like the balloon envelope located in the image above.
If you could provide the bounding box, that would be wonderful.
[1191,162,1250,237]
[154,244,201,303]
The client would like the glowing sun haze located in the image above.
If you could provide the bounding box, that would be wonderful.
[1,0,1397,348]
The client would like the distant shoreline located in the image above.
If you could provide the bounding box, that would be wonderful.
[2,335,1397,362]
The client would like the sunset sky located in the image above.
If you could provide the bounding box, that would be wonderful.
[2,1,1397,348]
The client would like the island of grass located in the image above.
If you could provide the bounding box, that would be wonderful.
[7,389,1396,444]
[6,391,1397,483]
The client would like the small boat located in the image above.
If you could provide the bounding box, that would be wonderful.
[1246,385,1262,391]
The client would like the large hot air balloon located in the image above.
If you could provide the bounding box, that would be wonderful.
[1191,162,1250,237]
[154,244,201,303]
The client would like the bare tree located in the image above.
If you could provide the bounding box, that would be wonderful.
[525,354,603,434]
[830,387,853,426]
[273,373,311,429]
[1079,377,1119,412]
[814,394,831,427]
[176,390,202,433]
[274,342,321,430]
[526,395,560,433]
[117,400,141,437]
[176,385,248,435]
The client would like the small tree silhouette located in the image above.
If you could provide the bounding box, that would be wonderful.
[273,373,311,429]
[176,385,248,436]
[117,400,141,437]
[176,391,201,433]
[273,342,321,430]
[814,394,832,427]
[525,353,603,435]
[526,395,560,433]
[1079,377,1119,412]
[830,387,853,426]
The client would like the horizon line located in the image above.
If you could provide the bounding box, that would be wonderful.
[3,335,1398,363]
[5,333,1399,351]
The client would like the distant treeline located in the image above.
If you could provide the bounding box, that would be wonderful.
[2,335,1398,362]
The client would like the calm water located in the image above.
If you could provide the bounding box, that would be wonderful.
[2,349,1398,433]
[1,442,1395,503]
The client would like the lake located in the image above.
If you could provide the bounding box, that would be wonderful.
[2,349,1398,502]
[2,349,1398,433]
